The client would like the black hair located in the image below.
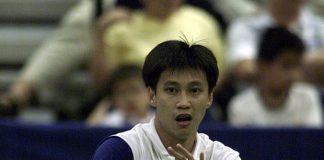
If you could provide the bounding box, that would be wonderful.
[257,26,305,62]
[105,65,143,97]
[142,40,219,93]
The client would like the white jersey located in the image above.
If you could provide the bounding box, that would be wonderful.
[229,83,323,127]
[115,118,241,160]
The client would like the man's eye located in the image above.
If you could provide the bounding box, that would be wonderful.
[190,88,202,95]
[165,87,178,94]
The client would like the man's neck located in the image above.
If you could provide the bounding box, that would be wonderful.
[154,118,196,153]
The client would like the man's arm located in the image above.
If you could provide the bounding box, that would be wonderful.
[92,136,133,160]
[89,7,130,89]
[20,0,95,88]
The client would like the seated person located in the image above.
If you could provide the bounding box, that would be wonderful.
[86,65,153,127]
[91,0,224,89]
[0,0,117,116]
[226,0,324,88]
[228,27,323,127]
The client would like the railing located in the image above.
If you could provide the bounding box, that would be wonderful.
[0,119,323,160]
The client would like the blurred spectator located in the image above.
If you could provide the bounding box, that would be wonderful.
[90,0,224,90]
[0,0,116,116]
[229,27,323,127]
[226,0,324,88]
[86,65,153,127]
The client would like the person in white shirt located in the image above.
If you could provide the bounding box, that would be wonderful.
[226,0,324,88]
[229,27,323,127]
[93,40,241,160]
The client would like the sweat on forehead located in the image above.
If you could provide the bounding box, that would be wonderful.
[142,40,219,93]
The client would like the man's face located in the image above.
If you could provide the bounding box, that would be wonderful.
[151,69,212,140]
[258,50,303,98]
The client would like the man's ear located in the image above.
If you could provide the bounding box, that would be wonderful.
[148,87,157,107]
[206,91,214,109]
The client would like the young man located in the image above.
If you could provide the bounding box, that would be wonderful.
[229,27,323,127]
[92,40,240,160]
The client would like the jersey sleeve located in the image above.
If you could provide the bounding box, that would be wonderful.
[92,136,133,160]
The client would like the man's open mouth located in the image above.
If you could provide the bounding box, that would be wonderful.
[175,114,192,126]
[176,114,192,121]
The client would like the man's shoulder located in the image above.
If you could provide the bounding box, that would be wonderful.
[93,122,152,160]
[197,133,241,160]
[92,137,133,160]
[115,122,157,160]
[115,122,150,139]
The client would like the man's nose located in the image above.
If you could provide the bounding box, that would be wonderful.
[176,92,191,109]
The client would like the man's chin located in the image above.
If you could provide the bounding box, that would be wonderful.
[173,125,195,139]
[174,130,192,141]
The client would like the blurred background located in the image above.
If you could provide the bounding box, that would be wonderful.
[1,0,323,124]
[0,0,89,123]
[0,0,323,159]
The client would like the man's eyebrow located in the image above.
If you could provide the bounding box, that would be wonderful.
[188,81,203,86]
[163,81,179,86]
[163,81,203,86]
